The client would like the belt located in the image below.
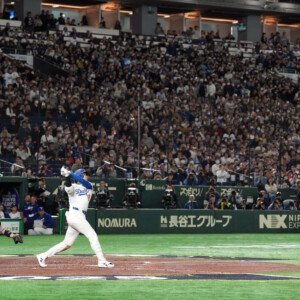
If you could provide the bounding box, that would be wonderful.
[72,207,87,215]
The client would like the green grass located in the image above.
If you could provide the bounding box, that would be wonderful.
[2,233,300,258]
[1,234,300,300]
[1,280,300,300]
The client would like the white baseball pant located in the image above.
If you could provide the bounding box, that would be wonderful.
[28,228,53,235]
[42,211,105,263]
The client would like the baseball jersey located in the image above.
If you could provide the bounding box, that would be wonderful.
[35,212,54,228]
[65,182,93,212]
[0,224,3,232]
[21,203,39,223]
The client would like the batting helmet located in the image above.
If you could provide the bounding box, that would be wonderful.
[74,169,86,178]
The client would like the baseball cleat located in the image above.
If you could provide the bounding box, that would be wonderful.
[98,261,114,268]
[37,254,47,268]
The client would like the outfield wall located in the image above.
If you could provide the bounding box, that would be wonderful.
[60,209,300,234]
[44,179,298,209]
[0,177,297,210]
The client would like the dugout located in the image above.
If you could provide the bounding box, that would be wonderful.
[0,177,28,211]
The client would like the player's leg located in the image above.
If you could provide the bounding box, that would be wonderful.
[44,225,79,257]
[37,225,79,267]
[73,219,114,268]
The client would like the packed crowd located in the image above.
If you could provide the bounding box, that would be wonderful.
[0,16,299,191]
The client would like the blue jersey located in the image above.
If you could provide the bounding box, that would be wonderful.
[35,212,54,228]
[184,201,199,209]
[21,203,39,223]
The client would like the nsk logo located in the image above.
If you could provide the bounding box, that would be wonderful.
[98,218,137,228]
[259,215,287,229]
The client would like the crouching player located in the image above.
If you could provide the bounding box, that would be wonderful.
[0,222,23,244]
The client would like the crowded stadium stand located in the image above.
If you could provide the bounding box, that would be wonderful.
[0,3,299,201]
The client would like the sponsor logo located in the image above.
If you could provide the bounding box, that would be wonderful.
[145,184,165,191]
[259,215,287,229]
[98,218,137,228]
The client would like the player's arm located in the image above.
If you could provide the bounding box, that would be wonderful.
[60,166,92,190]
[1,227,23,244]
[70,173,93,190]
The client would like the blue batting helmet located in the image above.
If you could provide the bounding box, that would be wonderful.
[74,169,86,178]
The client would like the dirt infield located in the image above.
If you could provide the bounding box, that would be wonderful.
[1,255,300,277]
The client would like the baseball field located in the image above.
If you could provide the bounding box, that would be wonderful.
[1,233,300,300]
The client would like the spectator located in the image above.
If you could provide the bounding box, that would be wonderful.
[80,16,88,26]
[114,20,121,30]
[11,157,25,176]
[58,13,65,25]
[28,206,54,235]
[18,120,31,143]
[254,170,267,191]
[265,177,278,202]
[154,23,164,35]
[99,16,106,28]
[71,157,83,172]
[184,194,198,209]
[183,172,198,185]
[24,12,34,32]
[216,165,230,186]
[9,204,21,219]
[0,204,9,218]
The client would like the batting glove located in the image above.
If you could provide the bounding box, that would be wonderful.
[60,166,71,177]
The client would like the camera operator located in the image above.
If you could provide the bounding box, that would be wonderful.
[162,185,178,209]
[228,190,241,210]
[204,194,218,210]
[204,185,220,207]
[258,190,270,206]
[283,199,297,211]
[35,178,50,209]
[94,181,113,209]
[252,198,266,210]
[54,183,69,212]
[238,199,252,210]
[218,195,233,210]
[268,193,283,210]
[123,183,141,209]
[184,194,198,209]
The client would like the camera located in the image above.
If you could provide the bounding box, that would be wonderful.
[55,186,69,209]
[123,186,141,209]
[95,188,112,208]
[162,189,176,209]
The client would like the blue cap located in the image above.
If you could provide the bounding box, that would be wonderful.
[74,169,86,178]
[38,206,44,211]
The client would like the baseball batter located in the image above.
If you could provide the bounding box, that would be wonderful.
[36,167,114,268]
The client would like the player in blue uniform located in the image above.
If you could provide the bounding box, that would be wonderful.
[28,207,54,235]
[20,195,39,234]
